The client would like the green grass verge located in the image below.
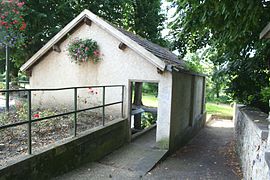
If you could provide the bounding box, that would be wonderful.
[206,103,233,117]
[142,93,158,107]
[132,92,158,107]
[139,94,234,118]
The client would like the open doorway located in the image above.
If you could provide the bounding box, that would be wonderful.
[129,81,158,138]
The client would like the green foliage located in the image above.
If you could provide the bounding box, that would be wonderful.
[0,112,10,126]
[183,52,204,73]
[206,95,232,104]
[168,0,270,112]
[67,38,101,63]
[0,82,4,90]
[182,50,232,104]
[141,112,156,129]
[260,87,270,104]
[15,100,27,120]
[142,83,158,95]
[127,0,166,46]
[32,110,60,132]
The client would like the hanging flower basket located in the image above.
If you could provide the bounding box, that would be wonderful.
[67,38,101,64]
[0,0,27,47]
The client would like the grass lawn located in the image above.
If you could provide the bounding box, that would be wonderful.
[139,94,234,118]
[132,92,158,107]
[206,103,233,117]
[142,93,158,107]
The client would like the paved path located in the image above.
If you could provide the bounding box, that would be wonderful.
[54,119,241,180]
[54,128,167,180]
[146,119,240,180]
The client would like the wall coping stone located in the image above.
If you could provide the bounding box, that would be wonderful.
[265,152,270,169]
[240,106,269,140]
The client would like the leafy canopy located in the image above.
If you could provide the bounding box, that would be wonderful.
[169,0,270,111]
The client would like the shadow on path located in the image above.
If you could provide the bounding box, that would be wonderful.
[54,128,167,180]
[146,118,241,180]
[54,119,241,180]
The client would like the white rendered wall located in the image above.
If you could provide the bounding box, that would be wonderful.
[29,23,172,146]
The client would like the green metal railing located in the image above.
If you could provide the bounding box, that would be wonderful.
[0,85,125,154]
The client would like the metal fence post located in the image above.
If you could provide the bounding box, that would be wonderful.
[121,86,124,118]
[102,86,105,126]
[74,88,78,136]
[27,90,32,154]
[5,45,10,112]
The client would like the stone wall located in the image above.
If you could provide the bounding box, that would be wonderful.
[0,119,128,180]
[234,105,270,179]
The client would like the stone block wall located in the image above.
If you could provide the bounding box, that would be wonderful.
[234,105,270,179]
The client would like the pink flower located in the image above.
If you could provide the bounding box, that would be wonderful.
[12,9,18,13]
[19,21,26,31]
[33,113,40,118]
[1,21,7,26]
[85,47,89,51]
[17,2,25,8]
[12,20,18,24]
[93,50,100,56]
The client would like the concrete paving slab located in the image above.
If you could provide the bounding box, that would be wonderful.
[54,128,167,180]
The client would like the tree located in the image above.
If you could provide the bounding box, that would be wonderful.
[126,0,166,45]
[0,0,166,81]
[168,0,270,111]
[0,0,27,111]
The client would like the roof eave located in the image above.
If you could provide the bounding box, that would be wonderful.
[82,10,166,71]
[20,9,166,72]
[260,23,270,39]
[20,11,88,72]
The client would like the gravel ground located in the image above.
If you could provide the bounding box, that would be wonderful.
[0,110,116,167]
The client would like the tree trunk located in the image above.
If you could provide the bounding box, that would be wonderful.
[133,82,143,106]
[216,91,220,99]
[133,82,143,130]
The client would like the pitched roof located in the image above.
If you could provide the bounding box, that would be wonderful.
[118,28,184,68]
[21,9,183,72]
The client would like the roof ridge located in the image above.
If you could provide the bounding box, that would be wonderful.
[21,9,184,72]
